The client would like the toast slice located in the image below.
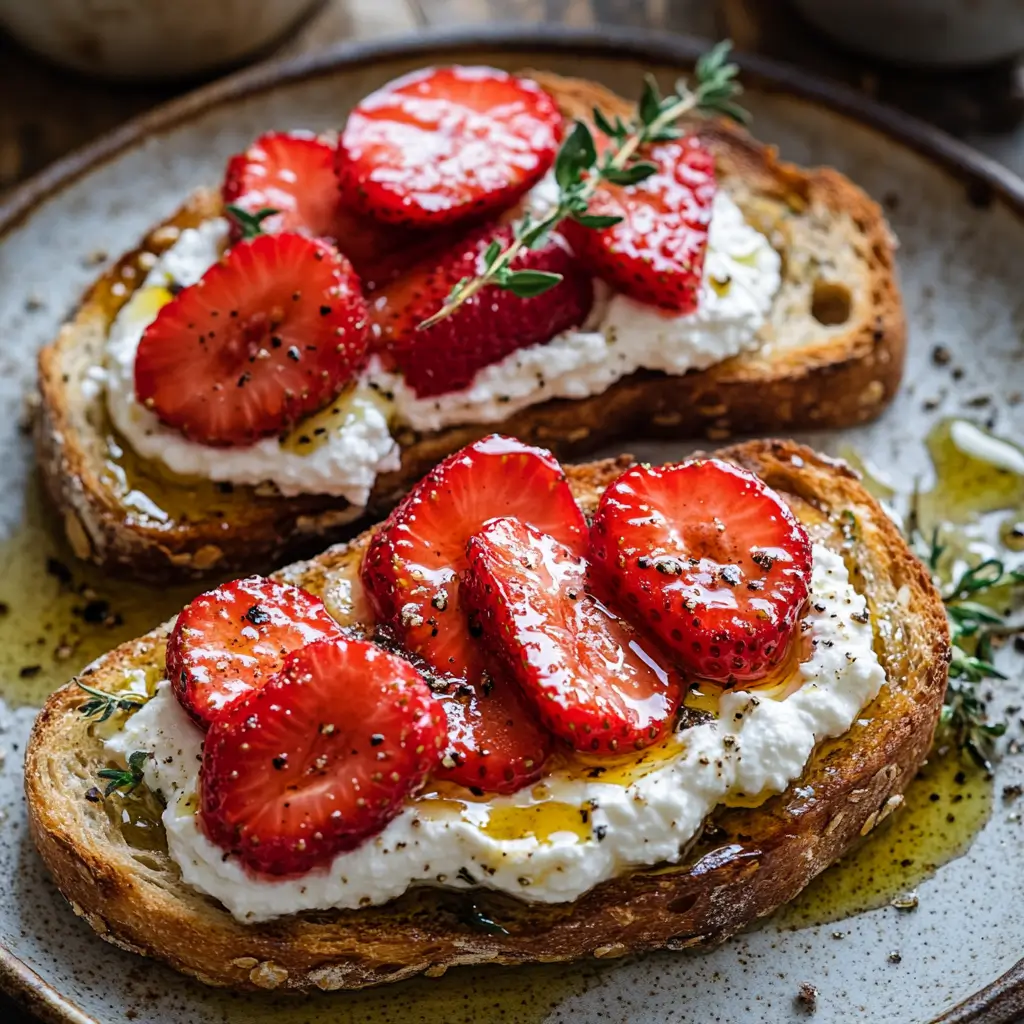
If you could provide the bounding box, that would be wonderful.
[25,440,947,993]
[37,72,905,583]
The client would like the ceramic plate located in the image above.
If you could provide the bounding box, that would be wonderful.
[1,26,1022,1024]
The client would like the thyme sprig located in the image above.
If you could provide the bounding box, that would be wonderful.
[97,750,150,797]
[906,499,1022,772]
[76,679,150,724]
[417,40,748,330]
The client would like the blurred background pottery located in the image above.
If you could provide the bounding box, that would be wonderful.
[790,0,1024,67]
[0,0,322,80]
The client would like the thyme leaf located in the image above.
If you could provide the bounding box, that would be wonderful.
[224,204,279,240]
[416,40,747,330]
[97,750,150,797]
[75,679,150,723]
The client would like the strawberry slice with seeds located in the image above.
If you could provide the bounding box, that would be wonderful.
[167,575,343,729]
[369,223,593,397]
[223,131,346,242]
[222,130,448,289]
[563,134,716,312]
[337,66,562,228]
[134,232,368,446]
[589,459,813,684]
[465,518,684,754]
[200,637,446,876]
[361,435,585,790]
[433,672,552,794]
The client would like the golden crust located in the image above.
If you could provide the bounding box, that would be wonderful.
[25,441,947,992]
[36,72,906,582]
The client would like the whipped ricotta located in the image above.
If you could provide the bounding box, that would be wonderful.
[106,544,885,923]
[101,188,779,499]
[103,218,401,503]
[369,190,781,433]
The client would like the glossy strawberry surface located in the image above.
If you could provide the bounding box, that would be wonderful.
[200,637,446,876]
[167,575,342,729]
[369,223,593,397]
[134,232,368,445]
[589,459,812,683]
[465,517,684,753]
[337,66,562,228]
[563,134,716,312]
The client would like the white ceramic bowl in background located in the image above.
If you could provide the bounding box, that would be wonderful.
[791,0,1024,67]
[0,0,321,79]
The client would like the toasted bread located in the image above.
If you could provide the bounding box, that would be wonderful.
[36,72,905,583]
[25,440,947,992]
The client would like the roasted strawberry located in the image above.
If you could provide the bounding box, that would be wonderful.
[167,575,342,728]
[368,223,593,397]
[200,637,446,876]
[222,130,449,289]
[465,518,683,753]
[589,459,813,684]
[433,673,552,793]
[134,232,367,446]
[563,134,716,312]
[337,66,562,228]
[361,435,586,790]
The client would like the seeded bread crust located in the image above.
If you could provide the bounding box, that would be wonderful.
[36,72,906,582]
[25,440,947,992]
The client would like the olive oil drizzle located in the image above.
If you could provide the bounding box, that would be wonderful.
[777,745,994,928]
[0,477,205,706]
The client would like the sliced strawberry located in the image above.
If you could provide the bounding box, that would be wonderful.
[563,134,716,312]
[464,518,683,754]
[433,672,552,793]
[134,232,367,446]
[361,435,585,790]
[589,459,813,684]
[200,637,446,876]
[369,223,593,397]
[223,131,345,242]
[362,435,587,680]
[222,130,449,289]
[337,66,562,228]
[167,575,342,729]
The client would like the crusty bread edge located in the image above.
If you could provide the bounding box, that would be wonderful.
[25,440,948,992]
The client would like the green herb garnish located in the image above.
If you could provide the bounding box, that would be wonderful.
[906,495,1022,772]
[76,679,150,723]
[225,204,279,239]
[417,40,748,330]
[97,750,150,797]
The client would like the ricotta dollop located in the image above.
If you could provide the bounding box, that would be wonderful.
[103,218,401,503]
[106,544,885,923]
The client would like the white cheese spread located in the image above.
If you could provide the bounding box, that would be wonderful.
[103,218,401,503]
[101,190,779,500]
[106,544,885,923]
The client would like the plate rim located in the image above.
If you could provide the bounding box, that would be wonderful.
[2,21,1022,1024]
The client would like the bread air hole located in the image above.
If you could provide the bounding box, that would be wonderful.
[669,892,698,915]
[811,280,852,326]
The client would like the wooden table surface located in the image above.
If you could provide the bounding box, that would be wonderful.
[4,0,1024,1020]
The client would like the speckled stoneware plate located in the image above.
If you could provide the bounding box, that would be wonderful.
[1,26,1023,1024]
